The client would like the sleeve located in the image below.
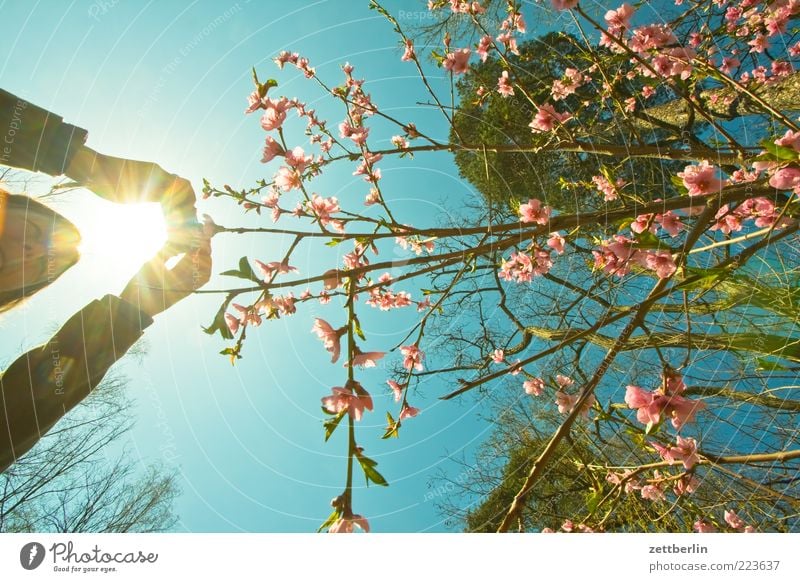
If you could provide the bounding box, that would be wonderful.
[0,88,88,176]
[0,295,153,473]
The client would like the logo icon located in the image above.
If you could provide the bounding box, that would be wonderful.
[20,542,45,570]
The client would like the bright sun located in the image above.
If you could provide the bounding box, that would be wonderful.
[78,202,167,268]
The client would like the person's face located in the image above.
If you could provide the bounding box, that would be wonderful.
[0,204,80,293]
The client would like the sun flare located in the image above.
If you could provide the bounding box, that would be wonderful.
[78,202,167,268]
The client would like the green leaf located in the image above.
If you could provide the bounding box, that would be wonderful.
[617,217,634,232]
[356,453,389,487]
[755,358,789,372]
[382,412,399,439]
[325,238,343,247]
[202,296,235,340]
[317,509,340,533]
[323,410,347,442]
[220,256,261,283]
[219,346,241,365]
[670,175,688,194]
[633,230,666,250]
[679,266,732,291]
[353,318,366,342]
[761,138,798,161]
[585,489,602,513]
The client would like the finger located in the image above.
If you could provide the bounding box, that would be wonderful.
[166,238,211,286]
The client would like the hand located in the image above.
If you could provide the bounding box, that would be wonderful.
[119,227,212,320]
[65,146,199,225]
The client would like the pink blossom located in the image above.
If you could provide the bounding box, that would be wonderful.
[629,24,677,52]
[640,484,665,501]
[593,235,638,277]
[273,293,296,316]
[775,129,800,152]
[365,188,381,206]
[529,103,572,133]
[401,344,425,371]
[347,350,386,368]
[476,35,493,62]
[624,372,705,430]
[311,318,345,363]
[322,385,373,421]
[555,391,577,414]
[261,136,284,163]
[592,174,625,201]
[391,135,409,149]
[492,349,505,364]
[674,474,699,496]
[748,34,769,53]
[274,51,299,69]
[224,313,240,335]
[399,404,420,421]
[497,71,514,97]
[556,374,574,388]
[323,269,343,290]
[642,250,677,279]
[710,204,743,234]
[656,211,684,237]
[694,520,717,533]
[260,97,292,131]
[555,390,594,417]
[524,377,545,396]
[443,48,471,75]
[306,194,341,228]
[387,380,405,402]
[401,39,415,61]
[254,259,298,279]
[720,56,740,75]
[499,249,553,283]
[724,510,746,530]
[519,198,551,224]
[550,0,579,10]
[495,32,519,55]
[677,161,728,196]
[285,146,313,171]
[245,90,266,114]
[605,3,635,31]
[547,232,566,254]
[262,191,280,209]
[630,213,656,234]
[769,166,800,192]
[651,436,699,469]
[735,197,784,227]
[274,167,302,191]
[329,514,370,533]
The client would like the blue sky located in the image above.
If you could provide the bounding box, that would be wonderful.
[0,0,573,532]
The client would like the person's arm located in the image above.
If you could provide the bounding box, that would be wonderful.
[0,235,211,473]
[0,88,87,176]
[0,295,150,473]
[0,87,197,231]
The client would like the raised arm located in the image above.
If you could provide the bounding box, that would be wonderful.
[1,87,198,234]
[0,230,211,473]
